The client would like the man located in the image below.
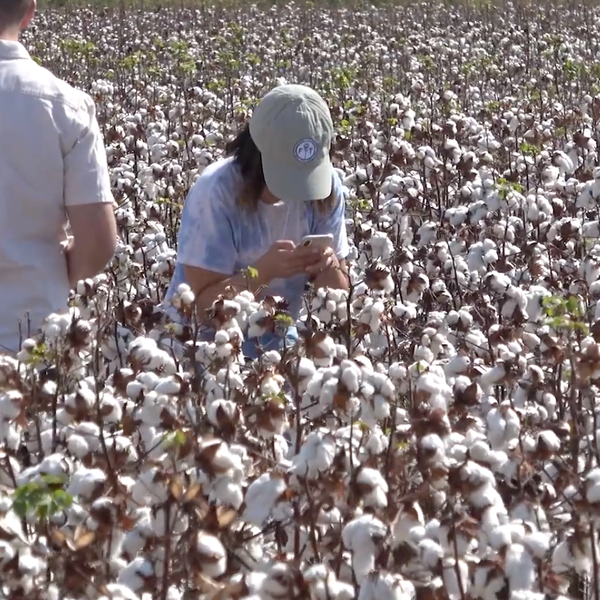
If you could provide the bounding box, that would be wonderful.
[0,0,117,354]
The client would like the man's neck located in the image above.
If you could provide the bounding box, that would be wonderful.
[0,30,20,42]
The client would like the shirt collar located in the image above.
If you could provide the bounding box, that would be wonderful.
[0,40,31,60]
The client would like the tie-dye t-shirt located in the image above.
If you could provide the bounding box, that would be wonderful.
[163,156,349,323]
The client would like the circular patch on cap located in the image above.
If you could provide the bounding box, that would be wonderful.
[293,138,319,163]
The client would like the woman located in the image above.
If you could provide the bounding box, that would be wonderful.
[163,84,349,357]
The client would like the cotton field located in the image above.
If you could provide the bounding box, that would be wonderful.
[4,0,600,598]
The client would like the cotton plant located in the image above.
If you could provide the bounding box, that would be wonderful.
[5,3,600,597]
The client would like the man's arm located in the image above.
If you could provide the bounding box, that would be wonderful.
[64,204,117,287]
[62,92,117,287]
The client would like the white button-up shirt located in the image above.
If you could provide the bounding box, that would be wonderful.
[0,40,113,354]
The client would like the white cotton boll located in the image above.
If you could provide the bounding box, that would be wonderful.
[442,559,469,600]
[551,540,574,574]
[467,479,505,514]
[298,357,317,380]
[418,538,444,570]
[372,394,390,420]
[242,473,287,526]
[66,434,90,459]
[413,345,434,363]
[195,532,227,578]
[388,361,406,380]
[585,468,600,503]
[342,514,387,551]
[214,330,230,344]
[505,543,536,591]
[0,391,22,420]
[180,290,195,306]
[260,374,283,396]
[126,380,144,400]
[472,562,508,600]
[419,434,446,463]
[537,430,561,454]
[130,467,168,505]
[210,476,244,509]
[99,584,141,600]
[342,515,387,584]
[358,571,415,600]
[292,431,336,479]
[138,372,160,392]
[391,501,425,548]
[261,350,281,366]
[117,557,154,591]
[523,531,552,559]
[207,399,238,428]
[67,468,106,499]
[215,342,233,358]
[154,376,181,395]
[341,366,361,393]
[357,468,389,508]
[469,439,491,463]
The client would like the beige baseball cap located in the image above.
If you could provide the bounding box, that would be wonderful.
[249,84,334,202]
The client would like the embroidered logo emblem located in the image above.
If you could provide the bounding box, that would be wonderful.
[293,138,318,163]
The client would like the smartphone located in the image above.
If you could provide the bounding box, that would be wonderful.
[300,234,334,250]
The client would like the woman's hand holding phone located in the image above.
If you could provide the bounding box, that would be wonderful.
[296,234,337,276]
[254,235,336,283]
[255,240,319,282]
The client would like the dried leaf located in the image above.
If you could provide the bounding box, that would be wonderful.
[169,475,184,501]
[183,480,202,503]
[50,529,68,546]
[215,506,237,528]
[73,529,96,550]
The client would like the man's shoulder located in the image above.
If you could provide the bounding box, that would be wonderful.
[5,58,94,113]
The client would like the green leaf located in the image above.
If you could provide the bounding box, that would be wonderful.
[274,314,293,327]
[164,429,187,449]
[356,421,369,433]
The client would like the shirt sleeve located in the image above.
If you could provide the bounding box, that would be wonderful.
[63,92,114,207]
[311,169,349,261]
[176,180,238,275]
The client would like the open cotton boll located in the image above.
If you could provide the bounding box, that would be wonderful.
[67,467,107,500]
[441,558,469,600]
[291,430,336,479]
[356,467,389,508]
[391,501,425,548]
[207,399,238,428]
[358,571,415,600]
[193,531,227,578]
[97,583,141,600]
[0,390,22,420]
[341,363,361,393]
[522,530,552,558]
[66,433,90,459]
[584,468,600,503]
[505,543,536,591]
[242,472,287,526]
[117,557,154,592]
[342,514,388,584]
[154,375,181,395]
[130,467,169,505]
[417,538,444,570]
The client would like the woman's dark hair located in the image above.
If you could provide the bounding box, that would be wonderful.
[224,123,335,215]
